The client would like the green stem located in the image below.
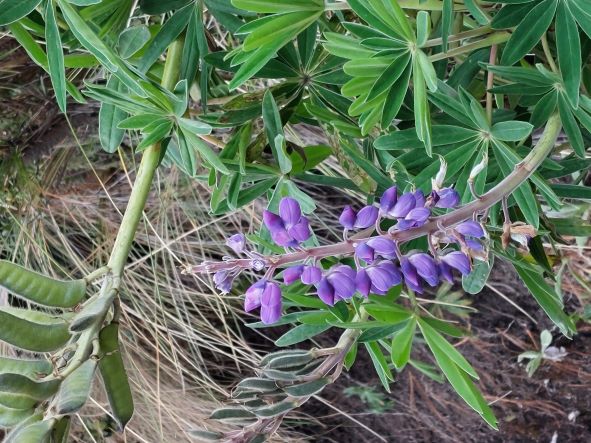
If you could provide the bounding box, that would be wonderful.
[325,0,469,11]
[429,32,509,62]
[108,39,184,277]
[422,25,492,48]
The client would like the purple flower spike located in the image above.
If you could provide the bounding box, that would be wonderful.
[354,206,379,229]
[226,233,246,254]
[279,197,302,229]
[456,221,485,238]
[261,282,282,324]
[339,206,356,230]
[380,186,398,214]
[355,269,371,297]
[301,265,322,285]
[436,188,460,208]
[366,237,397,258]
[283,265,304,285]
[355,242,375,263]
[408,253,439,286]
[244,280,266,312]
[400,258,422,293]
[214,271,235,294]
[441,251,471,275]
[390,192,416,218]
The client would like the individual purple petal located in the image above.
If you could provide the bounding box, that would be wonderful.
[263,210,284,232]
[366,237,397,257]
[406,207,430,223]
[354,206,379,229]
[339,206,356,230]
[213,271,234,294]
[260,282,282,324]
[355,269,371,297]
[456,220,485,238]
[327,271,356,300]
[390,193,416,218]
[317,277,335,306]
[436,188,460,208]
[408,253,439,286]
[244,280,266,312]
[288,217,311,242]
[377,261,402,286]
[270,228,297,247]
[441,251,471,275]
[283,265,304,285]
[355,242,375,263]
[226,233,246,254]
[380,186,398,213]
[439,262,454,283]
[279,197,302,229]
[396,219,414,231]
[333,264,356,280]
[400,258,422,293]
[465,239,484,251]
[301,265,322,285]
[413,190,426,208]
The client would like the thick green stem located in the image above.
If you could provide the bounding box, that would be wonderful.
[108,39,183,277]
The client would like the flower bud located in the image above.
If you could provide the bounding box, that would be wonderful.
[431,156,447,191]
[226,233,246,254]
[301,265,322,285]
[354,206,379,229]
[339,206,356,230]
[380,186,398,214]
[261,282,282,324]
[283,265,304,285]
[408,253,439,287]
[440,251,471,275]
[435,188,460,208]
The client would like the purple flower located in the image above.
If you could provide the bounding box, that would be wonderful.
[455,221,485,238]
[261,282,282,324]
[389,192,416,218]
[214,270,235,294]
[263,198,311,247]
[356,269,372,297]
[301,265,322,285]
[441,251,471,275]
[365,260,402,295]
[439,262,454,283]
[366,237,397,258]
[283,265,304,285]
[339,206,356,230]
[244,280,266,312]
[355,206,379,229]
[400,257,422,293]
[413,190,426,208]
[435,188,460,208]
[244,280,282,324]
[355,242,375,263]
[339,205,379,230]
[380,186,398,214]
[408,253,439,287]
[317,265,356,306]
[396,207,431,230]
[226,234,246,254]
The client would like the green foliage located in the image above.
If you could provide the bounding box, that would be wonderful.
[3,0,591,440]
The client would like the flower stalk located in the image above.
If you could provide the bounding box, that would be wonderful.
[192,113,561,277]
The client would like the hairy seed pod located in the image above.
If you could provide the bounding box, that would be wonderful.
[51,417,71,443]
[0,307,72,352]
[70,292,116,332]
[5,417,55,443]
[0,260,86,308]
[55,359,97,415]
[0,373,61,409]
[98,323,134,430]
[0,357,52,378]
[0,405,35,428]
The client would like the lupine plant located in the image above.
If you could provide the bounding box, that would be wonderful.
[0,0,590,442]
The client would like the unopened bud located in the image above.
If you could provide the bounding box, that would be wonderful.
[431,156,447,191]
[469,151,488,183]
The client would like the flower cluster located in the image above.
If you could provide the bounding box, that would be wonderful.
[214,186,487,324]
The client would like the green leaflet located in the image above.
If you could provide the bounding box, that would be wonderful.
[0,0,41,25]
[500,0,558,66]
[45,0,66,113]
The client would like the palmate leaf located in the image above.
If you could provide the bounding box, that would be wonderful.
[555,1,581,108]
[228,0,323,89]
